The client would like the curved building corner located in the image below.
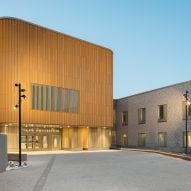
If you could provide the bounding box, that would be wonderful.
[0,17,113,152]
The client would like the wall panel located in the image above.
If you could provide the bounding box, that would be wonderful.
[0,18,113,128]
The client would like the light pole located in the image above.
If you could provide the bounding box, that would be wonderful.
[183,90,190,154]
[15,83,26,166]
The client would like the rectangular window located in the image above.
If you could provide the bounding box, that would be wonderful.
[182,101,191,119]
[183,131,191,147]
[31,83,79,113]
[158,132,167,147]
[158,104,167,122]
[122,111,128,126]
[122,134,128,146]
[189,105,191,116]
[138,133,146,147]
[138,108,146,124]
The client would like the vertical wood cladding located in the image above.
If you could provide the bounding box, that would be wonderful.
[0,18,113,127]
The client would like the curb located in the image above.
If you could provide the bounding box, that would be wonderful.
[120,148,191,161]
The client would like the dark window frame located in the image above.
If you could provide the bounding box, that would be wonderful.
[122,111,128,126]
[158,104,167,122]
[138,108,146,124]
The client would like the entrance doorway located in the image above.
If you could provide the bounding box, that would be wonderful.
[52,135,61,150]
[21,127,61,151]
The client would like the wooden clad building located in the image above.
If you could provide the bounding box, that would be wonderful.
[0,17,113,151]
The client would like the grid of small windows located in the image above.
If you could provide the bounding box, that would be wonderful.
[31,83,79,113]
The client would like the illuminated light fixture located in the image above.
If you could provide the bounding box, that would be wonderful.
[183,90,191,154]
[14,104,19,110]
[21,95,26,99]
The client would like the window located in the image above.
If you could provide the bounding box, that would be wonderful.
[138,133,146,147]
[138,108,146,124]
[183,131,191,147]
[158,132,167,147]
[158,104,167,122]
[122,134,128,146]
[182,101,191,119]
[122,111,128,126]
[31,83,79,113]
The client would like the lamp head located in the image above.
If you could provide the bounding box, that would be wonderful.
[14,104,19,109]
[21,95,26,99]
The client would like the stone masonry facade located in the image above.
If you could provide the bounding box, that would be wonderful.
[115,80,191,153]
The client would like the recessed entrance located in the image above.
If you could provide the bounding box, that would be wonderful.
[21,127,61,151]
[21,135,61,151]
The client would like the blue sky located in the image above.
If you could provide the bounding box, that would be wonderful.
[0,0,191,98]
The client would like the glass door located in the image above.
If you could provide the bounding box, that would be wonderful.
[21,136,27,150]
[42,136,48,150]
[52,135,60,150]
[34,135,40,149]
[27,136,33,149]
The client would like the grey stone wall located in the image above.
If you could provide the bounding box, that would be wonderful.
[0,134,7,172]
[116,81,191,153]
[116,98,128,146]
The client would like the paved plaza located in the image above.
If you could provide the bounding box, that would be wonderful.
[0,150,191,191]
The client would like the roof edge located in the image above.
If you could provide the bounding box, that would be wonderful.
[0,16,113,54]
[117,80,191,101]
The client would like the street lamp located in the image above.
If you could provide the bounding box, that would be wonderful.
[15,83,26,166]
[183,90,190,154]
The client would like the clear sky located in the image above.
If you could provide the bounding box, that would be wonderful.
[0,0,191,99]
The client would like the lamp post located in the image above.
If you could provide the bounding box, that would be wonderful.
[15,83,26,166]
[183,90,189,154]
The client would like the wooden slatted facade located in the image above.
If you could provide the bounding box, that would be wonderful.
[0,17,113,151]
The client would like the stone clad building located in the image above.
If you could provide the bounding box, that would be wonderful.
[0,17,113,151]
[115,81,191,153]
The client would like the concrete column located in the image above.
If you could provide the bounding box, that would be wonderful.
[0,134,7,173]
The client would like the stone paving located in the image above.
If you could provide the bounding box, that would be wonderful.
[0,150,191,191]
